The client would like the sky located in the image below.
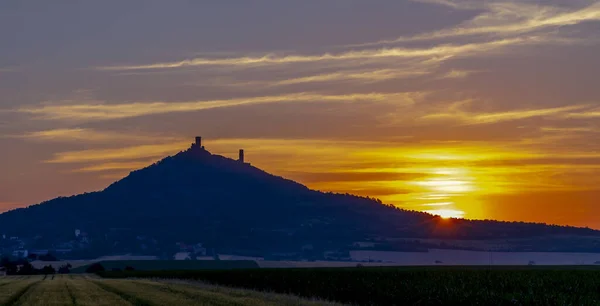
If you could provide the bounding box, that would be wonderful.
[1,0,600,229]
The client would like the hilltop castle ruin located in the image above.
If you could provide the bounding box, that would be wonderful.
[192,136,248,164]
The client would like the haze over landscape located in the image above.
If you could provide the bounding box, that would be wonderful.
[2,0,600,229]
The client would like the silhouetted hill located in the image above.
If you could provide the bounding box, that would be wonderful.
[1,140,599,255]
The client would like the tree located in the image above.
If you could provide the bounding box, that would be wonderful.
[58,263,72,274]
[18,262,36,275]
[0,256,10,267]
[41,265,56,275]
[85,263,105,273]
[0,257,17,275]
[39,253,58,261]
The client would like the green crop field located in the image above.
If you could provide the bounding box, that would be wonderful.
[99,266,600,305]
[0,274,337,305]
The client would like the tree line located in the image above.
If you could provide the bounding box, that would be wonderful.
[0,257,71,275]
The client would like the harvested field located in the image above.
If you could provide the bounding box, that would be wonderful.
[0,275,336,305]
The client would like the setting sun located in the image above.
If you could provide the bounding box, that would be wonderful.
[425,208,466,219]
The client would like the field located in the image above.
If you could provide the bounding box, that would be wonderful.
[99,266,600,305]
[2,267,600,305]
[0,274,337,305]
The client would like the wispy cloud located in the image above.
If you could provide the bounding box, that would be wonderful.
[421,103,591,125]
[182,67,432,89]
[273,69,430,86]
[563,107,600,118]
[411,0,475,10]
[19,92,418,122]
[73,161,156,173]
[438,69,480,79]
[96,36,553,71]
[47,141,191,164]
[360,1,600,46]
[540,126,598,133]
[20,128,181,143]
[422,202,454,207]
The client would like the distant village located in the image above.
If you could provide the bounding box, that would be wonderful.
[0,228,214,262]
[0,229,364,264]
[0,224,389,264]
[1,229,95,259]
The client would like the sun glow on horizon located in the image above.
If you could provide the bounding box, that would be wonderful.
[412,179,475,193]
[407,167,478,219]
[424,208,466,219]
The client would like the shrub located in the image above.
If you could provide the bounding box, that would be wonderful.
[86,263,105,273]
[41,265,56,275]
[58,263,72,274]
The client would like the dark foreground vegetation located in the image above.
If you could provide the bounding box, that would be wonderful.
[99,266,600,305]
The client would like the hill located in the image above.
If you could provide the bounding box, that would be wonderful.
[1,137,599,257]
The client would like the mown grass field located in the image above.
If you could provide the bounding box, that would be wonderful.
[99,266,600,305]
[0,274,337,305]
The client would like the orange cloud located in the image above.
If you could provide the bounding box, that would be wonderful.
[73,161,157,173]
[19,92,415,122]
[421,103,591,125]
[46,141,191,164]
[96,37,550,71]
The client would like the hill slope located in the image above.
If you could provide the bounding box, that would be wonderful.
[1,141,598,255]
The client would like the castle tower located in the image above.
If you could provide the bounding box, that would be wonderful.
[239,149,244,163]
[195,136,202,147]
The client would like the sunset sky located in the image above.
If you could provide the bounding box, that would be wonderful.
[1,1,600,228]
